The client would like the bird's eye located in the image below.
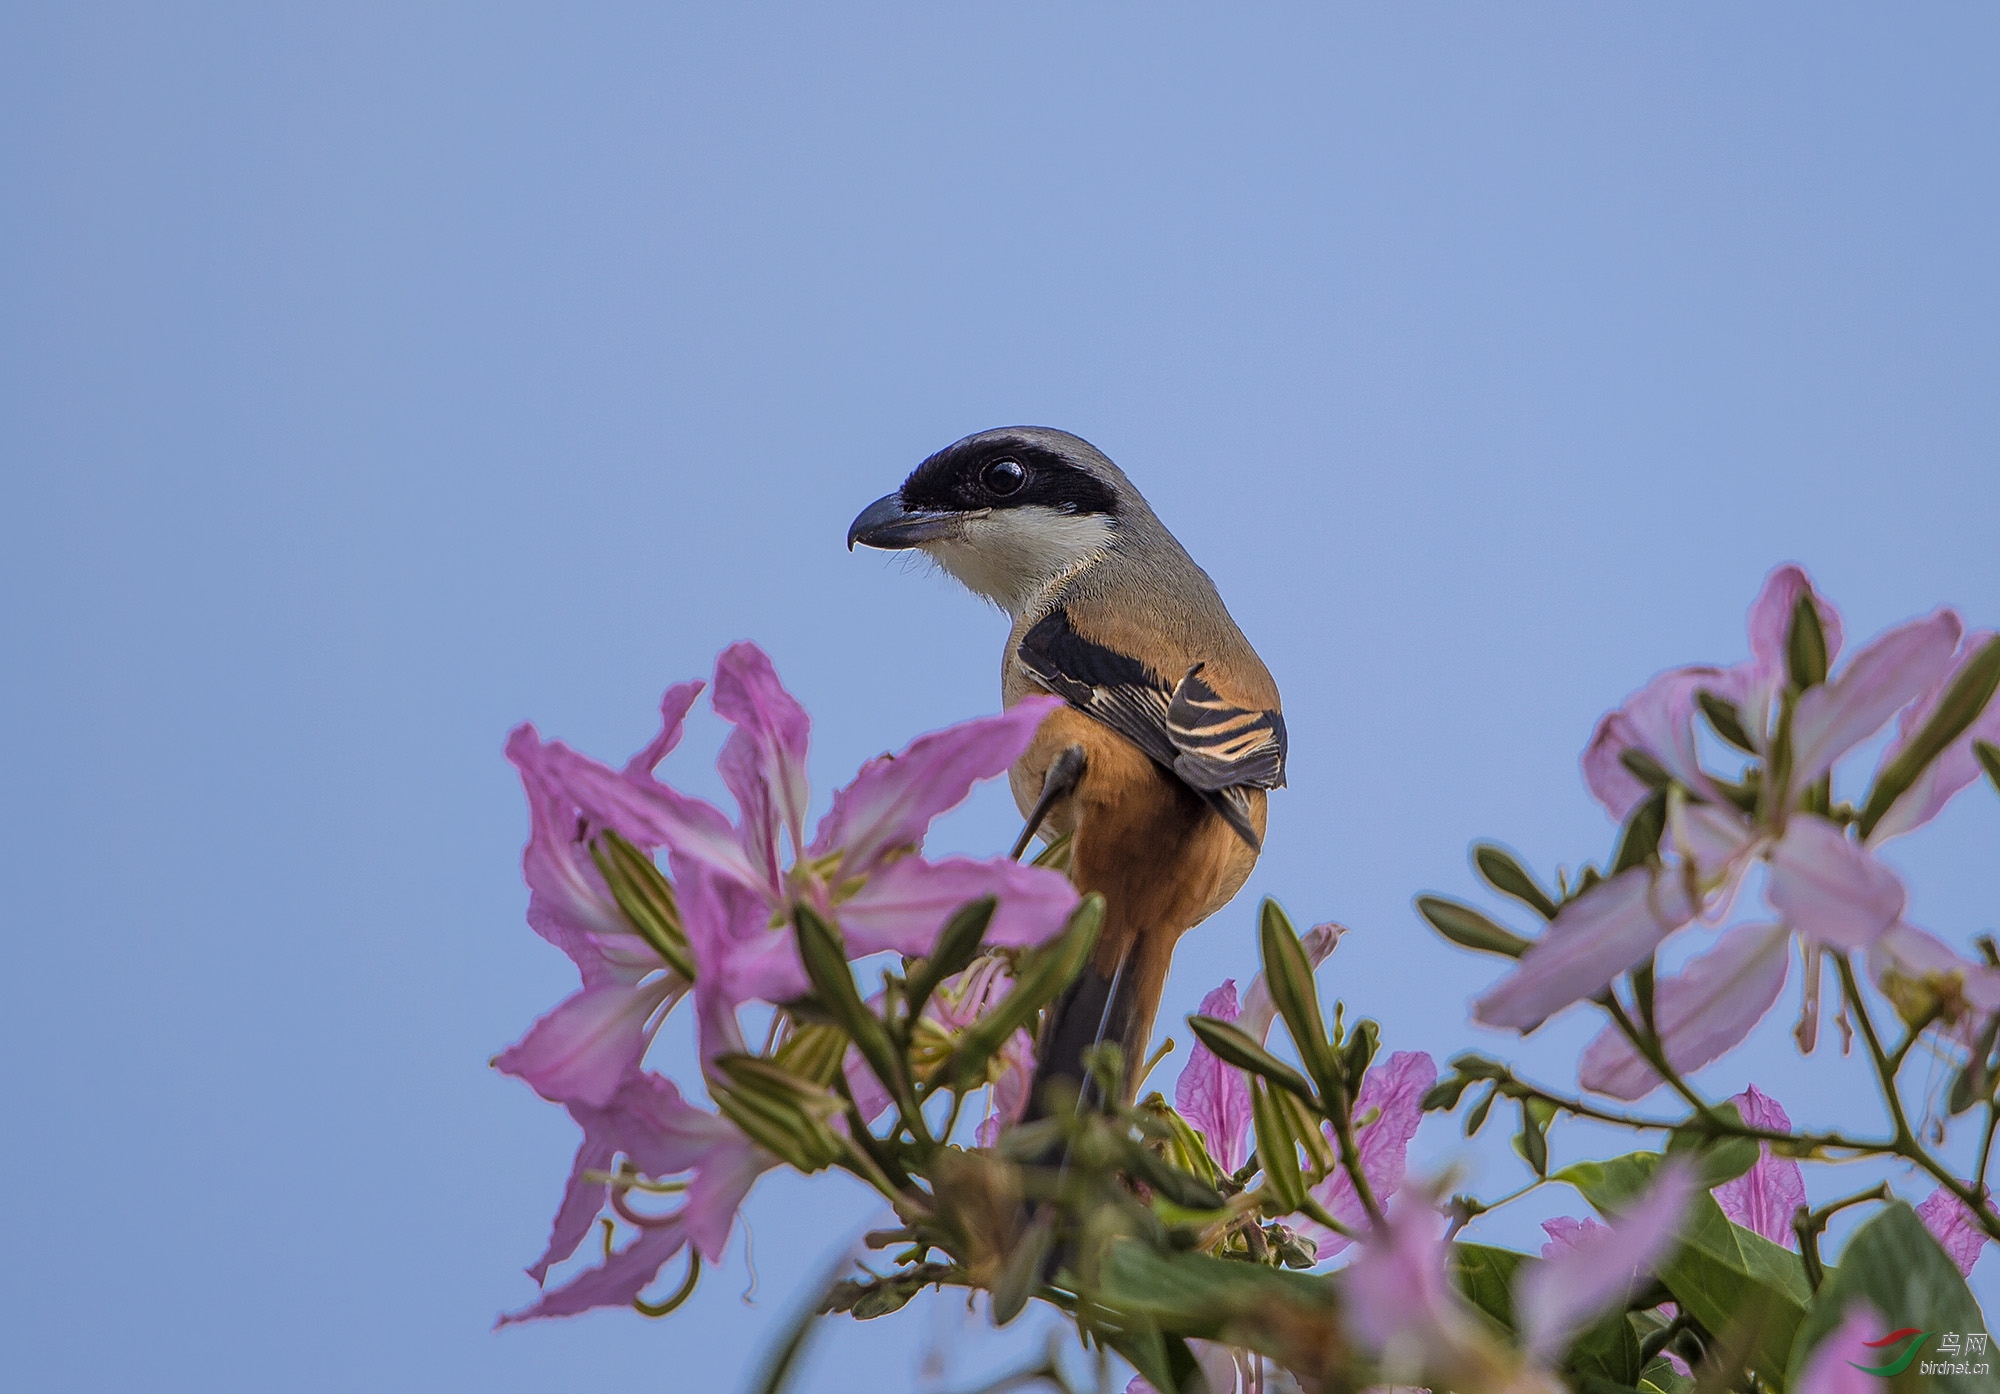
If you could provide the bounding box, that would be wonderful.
[981,458,1027,497]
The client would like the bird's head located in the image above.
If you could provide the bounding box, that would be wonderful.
[847,427,1127,615]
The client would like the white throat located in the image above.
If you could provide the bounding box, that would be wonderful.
[920,507,1115,617]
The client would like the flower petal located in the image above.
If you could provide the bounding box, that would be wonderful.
[1239,921,1346,1045]
[1722,565,1846,749]
[1765,816,1905,950]
[1712,1085,1807,1247]
[1577,924,1791,1101]
[1746,565,1846,688]
[1916,1187,1990,1277]
[1473,868,1698,1032]
[623,681,705,782]
[1793,1302,1888,1394]
[1518,1159,1696,1362]
[1867,920,2000,1026]
[498,1214,691,1325]
[809,696,1063,876]
[676,859,795,1063]
[837,854,1079,958]
[524,1127,617,1285]
[975,1029,1036,1147]
[711,642,813,893]
[1175,980,1250,1174]
[1582,668,1724,822]
[1295,1051,1435,1256]
[507,725,650,984]
[543,738,762,894]
[1870,629,2000,842]
[1342,1189,1471,1372]
[1791,610,1962,789]
[494,976,681,1108]
[1539,1216,1609,1259]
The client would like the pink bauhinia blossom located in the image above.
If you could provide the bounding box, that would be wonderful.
[1294,1051,1436,1258]
[1174,923,1346,1176]
[1575,925,1792,1100]
[500,1071,773,1322]
[1477,567,1961,1042]
[1177,980,1253,1173]
[494,683,705,1108]
[1709,1085,1808,1246]
[836,955,1036,1142]
[544,643,1078,1062]
[1916,1187,1992,1276]
[1870,628,2000,841]
[1794,1302,1888,1394]
[1866,920,2000,1046]
[1516,1159,1696,1363]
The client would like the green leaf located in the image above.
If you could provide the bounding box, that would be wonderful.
[1258,898,1342,1102]
[1978,740,2000,794]
[1415,895,1531,958]
[903,896,995,1019]
[1095,1238,1340,1385]
[1612,789,1669,875]
[991,1210,1053,1326]
[1565,1309,1644,1387]
[1696,689,1758,755]
[1786,1201,1990,1393]
[1186,1015,1318,1103]
[950,895,1103,1090]
[1474,843,1561,919]
[1665,1102,1760,1189]
[1464,1083,1498,1137]
[1517,1097,1548,1177]
[1787,591,1829,690]
[1422,1073,1474,1112]
[1560,1152,1811,1387]
[1449,1242,1527,1330]
[1859,634,2000,838]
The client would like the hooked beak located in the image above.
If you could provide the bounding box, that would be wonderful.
[846,493,966,551]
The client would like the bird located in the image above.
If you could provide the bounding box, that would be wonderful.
[848,426,1285,1116]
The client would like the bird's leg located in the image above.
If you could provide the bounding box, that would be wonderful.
[1009,744,1087,861]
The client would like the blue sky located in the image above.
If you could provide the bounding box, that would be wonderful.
[4,6,1998,1390]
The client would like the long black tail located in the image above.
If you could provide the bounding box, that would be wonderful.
[1023,947,1141,1122]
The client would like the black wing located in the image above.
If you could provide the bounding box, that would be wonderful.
[1017,609,1286,849]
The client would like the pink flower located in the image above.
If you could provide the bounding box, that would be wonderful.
[1916,1187,1992,1277]
[500,1072,773,1322]
[1870,628,2000,841]
[1477,567,1962,1046]
[1342,1189,1475,1372]
[1794,1302,1888,1393]
[1575,925,1792,1100]
[1710,1086,1807,1247]
[1515,1160,1696,1363]
[1174,923,1345,1176]
[1866,921,2000,1042]
[836,955,1035,1143]
[548,644,1078,1062]
[1177,980,1253,1173]
[1539,1215,1609,1258]
[494,683,705,1108]
[1294,1051,1436,1258]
